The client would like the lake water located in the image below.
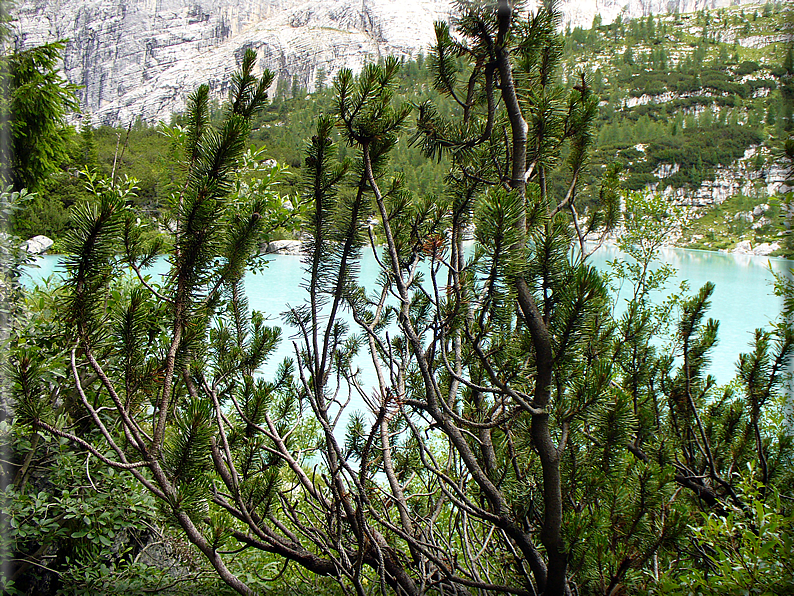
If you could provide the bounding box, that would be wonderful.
[25,246,791,387]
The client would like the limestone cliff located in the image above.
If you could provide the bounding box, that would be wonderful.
[12,0,761,125]
[12,0,452,124]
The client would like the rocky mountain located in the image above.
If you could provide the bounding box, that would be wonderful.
[11,0,764,125]
[12,0,451,124]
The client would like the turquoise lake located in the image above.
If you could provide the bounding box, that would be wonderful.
[26,246,791,388]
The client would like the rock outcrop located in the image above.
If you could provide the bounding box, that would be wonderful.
[12,0,763,126]
[263,239,304,255]
[731,239,781,256]
[21,235,54,254]
[12,0,452,125]
[651,146,789,205]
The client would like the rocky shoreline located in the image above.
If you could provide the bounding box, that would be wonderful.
[22,235,788,259]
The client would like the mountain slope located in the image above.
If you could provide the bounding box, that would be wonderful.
[12,0,451,124]
[12,0,766,125]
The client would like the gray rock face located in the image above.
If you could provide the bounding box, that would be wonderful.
[651,146,788,206]
[12,0,452,125]
[12,0,761,126]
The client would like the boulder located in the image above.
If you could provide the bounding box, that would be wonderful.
[264,240,303,255]
[21,235,54,254]
[752,203,769,217]
[752,242,780,256]
[732,240,752,254]
[733,211,754,224]
[751,216,771,230]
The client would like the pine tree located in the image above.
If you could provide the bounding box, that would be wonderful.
[1,41,79,191]
[11,49,276,595]
[10,3,794,596]
[78,114,99,170]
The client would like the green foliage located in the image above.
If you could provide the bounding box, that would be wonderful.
[7,5,794,596]
[6,51,297,595]
[1,41,79,192]
[572,4,789,207]
[736,60,761,76]
[77,115,99,170]
[656,477,794,595]
[12,173,86,241]
[678,191,788,253]
[0,422,210,596]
